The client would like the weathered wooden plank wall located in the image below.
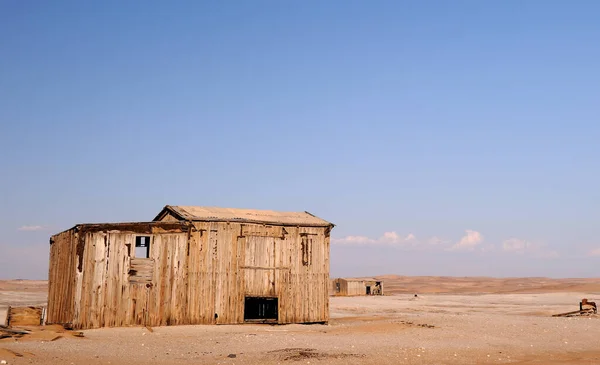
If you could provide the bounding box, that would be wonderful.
[48,221,330,329]
[331,278,348,296]
[47,230,77,324]
[346,281,367,296]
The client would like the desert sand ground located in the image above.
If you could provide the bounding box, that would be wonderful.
[1,277,600,365]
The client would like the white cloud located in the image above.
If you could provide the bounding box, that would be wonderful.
[381,231,400,243]
[428,236,451,245]
[502,238,533,254]
[334,230,489,253]
[502,238,559,259]
[588,248,600,257]
[450,230,484,251]
[333,230,561,259]
[332,235,375,245]
[332,231,419,246]
[18,225,45,232]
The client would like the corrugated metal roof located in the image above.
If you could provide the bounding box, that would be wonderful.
[156,205,333,227]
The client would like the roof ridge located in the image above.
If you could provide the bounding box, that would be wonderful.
[153,205,334,227]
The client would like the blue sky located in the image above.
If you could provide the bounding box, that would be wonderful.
[1,1,599,279]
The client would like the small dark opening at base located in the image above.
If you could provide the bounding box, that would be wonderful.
[244,297,278,322]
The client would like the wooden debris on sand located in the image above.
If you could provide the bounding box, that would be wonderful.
[6,306,45,327]
[0,326,31,339]
[552,299,598,317]
[0,324,84,341]
[552,308,596,317]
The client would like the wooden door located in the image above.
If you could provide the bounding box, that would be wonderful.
[243,236,276,297]
[129,283,151,326]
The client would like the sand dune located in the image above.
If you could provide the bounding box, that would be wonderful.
[372,275,600,295]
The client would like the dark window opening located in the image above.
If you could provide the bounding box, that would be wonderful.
[135,236,151,258]
[366,286,371,295]
[335,282,340,293]
[244,297,278,322]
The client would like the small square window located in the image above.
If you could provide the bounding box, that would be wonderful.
[135,236,151,258]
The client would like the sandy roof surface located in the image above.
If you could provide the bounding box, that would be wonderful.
[162,205,332,226]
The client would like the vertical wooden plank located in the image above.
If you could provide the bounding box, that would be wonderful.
[211,223,217,323]
[123,233,134,326]
[194,222,213,324]
[235,229,244,323]
[186,228,200,323]
[169,233,188,325]
[214,222,226,324]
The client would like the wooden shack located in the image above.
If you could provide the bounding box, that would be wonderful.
[47,205,334,329]
[331,278,383,296]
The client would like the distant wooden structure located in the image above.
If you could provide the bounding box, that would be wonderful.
[47,205,334,329]
[331,278,383,296]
